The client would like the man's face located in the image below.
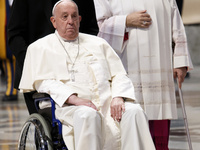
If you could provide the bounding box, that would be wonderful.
[51,2,81,40]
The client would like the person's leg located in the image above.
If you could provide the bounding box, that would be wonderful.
[73,106,103,150]
[149,120,171,150]
[0,60,5,76]
[2,58,18,101]
[120,102,155,150]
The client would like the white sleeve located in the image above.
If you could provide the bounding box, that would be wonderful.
[93,0,127,53]
[102,41,136,101]
[171,0,193,70]
[34,80,76,107]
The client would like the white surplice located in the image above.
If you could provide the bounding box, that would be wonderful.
[93,0,193,120]
[19,31,155,150]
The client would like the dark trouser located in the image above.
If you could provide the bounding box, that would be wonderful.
[23,91,38,114]
[149,120,171,150]
[3,58,17,96]
[176,0,184,15]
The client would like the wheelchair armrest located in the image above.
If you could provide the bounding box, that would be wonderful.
[33,92,50,99]
[33,92,51,111]
[32,92,63,137]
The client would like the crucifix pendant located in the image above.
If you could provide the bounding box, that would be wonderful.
[71,70,75,82]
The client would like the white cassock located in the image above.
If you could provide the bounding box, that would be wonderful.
[19,31,155,150]
[93,0,193,120]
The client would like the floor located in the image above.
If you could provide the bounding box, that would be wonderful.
[0,66,200,150]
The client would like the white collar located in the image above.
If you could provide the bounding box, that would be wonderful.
[55,30,78,44]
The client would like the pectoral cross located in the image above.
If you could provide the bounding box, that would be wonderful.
[69,69,78,82]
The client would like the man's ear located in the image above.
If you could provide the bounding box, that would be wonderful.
[79,16,82,22]
[50,16,56,28]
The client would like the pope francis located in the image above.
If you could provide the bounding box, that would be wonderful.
[19,0,155,150]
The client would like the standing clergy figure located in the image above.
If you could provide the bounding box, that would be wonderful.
[93,0,193,149]
[19,0,156,150]
[8,0,98,113]
[0,0,17,101]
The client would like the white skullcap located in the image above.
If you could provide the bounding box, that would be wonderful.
[52,0,76,16]
[52,0,64,15]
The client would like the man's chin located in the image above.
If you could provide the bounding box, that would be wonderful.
[65,33,78,40]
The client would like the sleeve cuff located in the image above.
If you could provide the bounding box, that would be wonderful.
[174,55,193,71]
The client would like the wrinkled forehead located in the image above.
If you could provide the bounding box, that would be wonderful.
[52,0,78,15]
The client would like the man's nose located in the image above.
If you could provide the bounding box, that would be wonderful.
[67,16,74,24]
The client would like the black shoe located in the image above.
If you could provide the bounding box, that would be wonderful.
[185,72,190,78]
[2,95,18,101]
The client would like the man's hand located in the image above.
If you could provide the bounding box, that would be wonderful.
[126,10,152,28]
[66,94,97,110]
[110,97,125,122]
[173,67,187,88]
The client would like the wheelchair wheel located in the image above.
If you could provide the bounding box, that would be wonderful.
[18,113,53,150]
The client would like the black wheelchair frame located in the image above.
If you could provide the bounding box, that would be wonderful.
[18,92,68,150]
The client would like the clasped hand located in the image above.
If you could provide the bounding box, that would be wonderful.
[126,10,152,28]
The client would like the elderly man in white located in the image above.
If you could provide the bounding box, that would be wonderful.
[19,0,155,150]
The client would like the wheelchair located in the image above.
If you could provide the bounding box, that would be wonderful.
[18,92,68,150]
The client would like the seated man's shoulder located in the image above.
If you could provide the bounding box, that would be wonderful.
[31,34,55,46]
[28,33,56,50]
[79,33,108,45]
